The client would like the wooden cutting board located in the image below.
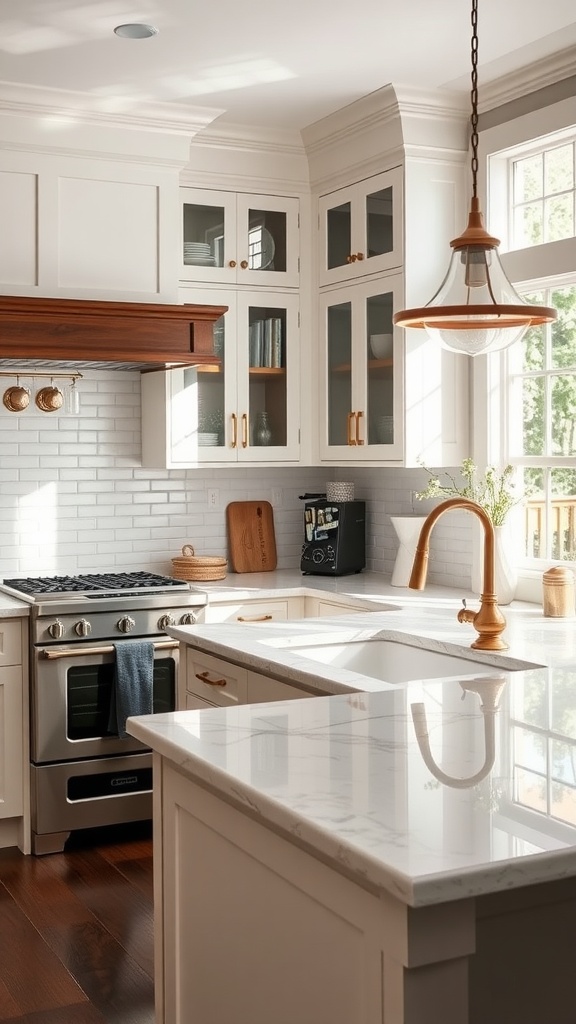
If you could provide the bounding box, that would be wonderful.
[226,501,277,573]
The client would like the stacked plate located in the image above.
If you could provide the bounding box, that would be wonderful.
[198,433,220,446]
[183,242,216,266]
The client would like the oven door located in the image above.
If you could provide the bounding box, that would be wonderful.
[32,638,177,763]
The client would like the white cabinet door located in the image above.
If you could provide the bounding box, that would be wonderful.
[318,167,403,287]
[319,275,403,462]
[180,188,300,288]
[142,288,300,467]
[0,665,23,820]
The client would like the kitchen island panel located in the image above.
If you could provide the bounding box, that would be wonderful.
[160,758,474,1024]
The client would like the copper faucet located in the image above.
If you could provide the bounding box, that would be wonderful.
[409,497,508,651]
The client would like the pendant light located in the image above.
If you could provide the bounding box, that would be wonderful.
[393,0,557,356]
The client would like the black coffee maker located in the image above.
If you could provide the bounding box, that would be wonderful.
[300,497,366,576]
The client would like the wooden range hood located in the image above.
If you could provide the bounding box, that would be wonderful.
[0,295,228,368]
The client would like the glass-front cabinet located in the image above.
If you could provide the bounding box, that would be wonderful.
[141,289,300,467]
[318,276,403,462]
[180,188,299,288]
[318,167,403,287]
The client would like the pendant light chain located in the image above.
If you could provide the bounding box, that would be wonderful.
[392,0,557,351]
[470,0,479,199]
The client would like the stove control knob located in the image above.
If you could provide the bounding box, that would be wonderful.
[48,619,65,640]
[158,614,176,631]
[117,615,136,634]
[74,618,92,638]
[179,612,198,625]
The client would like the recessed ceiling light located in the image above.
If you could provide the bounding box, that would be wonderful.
[113,23,158,39]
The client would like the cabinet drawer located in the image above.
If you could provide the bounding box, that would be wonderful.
[247,672,316,703]
[205,599,292,624]
[185,651,248,708]
[0,619,24,668]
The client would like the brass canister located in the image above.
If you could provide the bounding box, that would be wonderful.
[542,566,576,617]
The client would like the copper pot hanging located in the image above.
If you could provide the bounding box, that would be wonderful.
[35,386,64,412]
[3,385,31,412]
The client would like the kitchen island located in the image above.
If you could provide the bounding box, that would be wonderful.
[128,586,576,1024]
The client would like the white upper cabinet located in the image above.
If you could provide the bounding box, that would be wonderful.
[141,287,300,467]
[0,142,186,303]
[318,275,403,462]
[180,188,300,289]
[318,167,403,287]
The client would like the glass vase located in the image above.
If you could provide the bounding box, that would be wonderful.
[471,522,517,605]
[254,411,273,446]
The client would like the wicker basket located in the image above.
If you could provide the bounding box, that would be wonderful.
[171,544,227,582]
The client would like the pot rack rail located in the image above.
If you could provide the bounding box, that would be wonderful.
[0,370,83,381]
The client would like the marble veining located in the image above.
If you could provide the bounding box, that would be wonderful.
[129,666,576,907]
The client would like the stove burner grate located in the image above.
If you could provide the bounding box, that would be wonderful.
[3,571,186,596]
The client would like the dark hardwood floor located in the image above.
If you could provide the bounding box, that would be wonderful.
[0,822,155,1024]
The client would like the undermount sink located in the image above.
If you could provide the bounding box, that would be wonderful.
[262,632,542,686]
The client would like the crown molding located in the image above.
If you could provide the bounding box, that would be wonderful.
[0,80,224,136]
[190,121,306,156]
[479,46,576,112]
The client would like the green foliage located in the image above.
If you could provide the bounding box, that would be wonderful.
[415,459,523,527]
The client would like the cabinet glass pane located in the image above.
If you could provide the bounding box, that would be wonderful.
[248,209,286,272]
[188,314,225,449]
[366,186,393,263]
[248,305,286,447]
[366,292,394,446]
[327,202,352,271]
[327,302,352,445]
[183,203,224,268]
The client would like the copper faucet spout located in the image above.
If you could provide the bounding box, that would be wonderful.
[408,497,508,651]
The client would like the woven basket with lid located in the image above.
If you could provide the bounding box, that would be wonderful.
[171,544,227,582]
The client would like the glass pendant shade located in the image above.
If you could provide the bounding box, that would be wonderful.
[393,198,557,356]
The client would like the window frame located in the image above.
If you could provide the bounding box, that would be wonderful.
[475,98,576,601]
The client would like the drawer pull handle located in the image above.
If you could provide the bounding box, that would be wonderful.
[195,671,227,687]
[237,614,273,622]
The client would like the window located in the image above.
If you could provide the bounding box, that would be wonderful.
[487,125,576,570]
[511,142,576,248]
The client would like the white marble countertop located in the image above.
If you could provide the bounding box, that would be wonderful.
[128,568,576,909]
[0,593,31,617]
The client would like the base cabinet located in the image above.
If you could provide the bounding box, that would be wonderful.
[0,617,28,851]
[155,759,576,1024]
[180,645,320,710]
[156,762,473,1024]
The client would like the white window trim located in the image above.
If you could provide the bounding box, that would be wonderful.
[475,95,576,603]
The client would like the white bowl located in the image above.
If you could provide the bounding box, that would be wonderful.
[369,333,393,360]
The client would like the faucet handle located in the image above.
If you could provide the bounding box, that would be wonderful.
[458,598,476,626]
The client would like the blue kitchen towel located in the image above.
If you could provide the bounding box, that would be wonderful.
[108,641,154,739]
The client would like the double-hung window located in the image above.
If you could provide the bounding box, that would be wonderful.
[487,126,576,572]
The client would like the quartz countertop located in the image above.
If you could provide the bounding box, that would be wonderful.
[128,568,576,910]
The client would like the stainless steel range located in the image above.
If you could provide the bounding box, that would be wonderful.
[2,571,206,855]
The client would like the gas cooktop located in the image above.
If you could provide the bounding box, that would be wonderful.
[2,571,191,599]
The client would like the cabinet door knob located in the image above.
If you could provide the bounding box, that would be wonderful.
[241,413,248,448]
[228,260,237,268]
[356,410,365,445]
[231,412,238,448]
[347,412,357,446]
[240,260,249,269]
[346,253,357,263]
[355,252,365,261]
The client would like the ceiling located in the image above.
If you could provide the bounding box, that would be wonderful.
[2,0,576,134]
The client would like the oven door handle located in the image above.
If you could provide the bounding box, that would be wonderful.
[40,639,179,659]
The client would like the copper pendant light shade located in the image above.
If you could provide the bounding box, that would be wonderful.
[393,0,557,356]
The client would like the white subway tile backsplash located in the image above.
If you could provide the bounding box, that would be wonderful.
[0,367,473,585]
